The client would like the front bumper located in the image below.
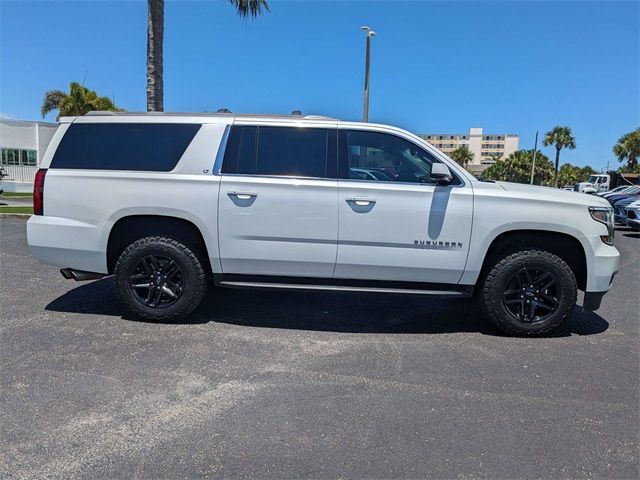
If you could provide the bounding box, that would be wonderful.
[627,217,640,229]
[582,234,620,293]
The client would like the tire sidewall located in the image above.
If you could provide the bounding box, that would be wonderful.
[484,250,577,335]
[114,238,204,320]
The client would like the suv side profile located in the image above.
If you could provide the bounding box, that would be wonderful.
[27,112,620,335]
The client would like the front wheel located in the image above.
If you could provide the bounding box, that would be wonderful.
[114,236,207,322]
[480,249,577,335]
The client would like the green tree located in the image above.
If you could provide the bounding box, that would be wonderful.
[543,126,577,187]
[147,0,270,112]
[556,163,597,187]
[449,145,474,168]
[613,128,640,171]
[41,82,122,121]
[482,149,554,185]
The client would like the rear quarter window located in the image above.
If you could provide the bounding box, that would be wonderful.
[50,123,201,171]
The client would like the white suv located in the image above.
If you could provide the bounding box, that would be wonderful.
[27,112,620,335]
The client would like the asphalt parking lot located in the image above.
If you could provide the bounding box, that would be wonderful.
[1,217,638,479]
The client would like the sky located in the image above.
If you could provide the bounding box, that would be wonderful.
[1,0,638,169]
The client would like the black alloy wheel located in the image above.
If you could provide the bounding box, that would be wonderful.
[114,236,207,322]
[129,254,184,308]
[501,267,559,323]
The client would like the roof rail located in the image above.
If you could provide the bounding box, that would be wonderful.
[84,111,339,120]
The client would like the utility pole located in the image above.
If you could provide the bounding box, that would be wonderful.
[361,26,376,122]
[530,129,539,185]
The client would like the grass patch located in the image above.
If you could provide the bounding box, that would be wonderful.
[1,192,33,197]
[0,206,33,215]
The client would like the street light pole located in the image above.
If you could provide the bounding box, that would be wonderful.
[361,26,376,122]
[530,129,539,185]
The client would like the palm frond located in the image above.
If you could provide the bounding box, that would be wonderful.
[228,0,270,18]
[543,126,576,149]
[40,90,67,118]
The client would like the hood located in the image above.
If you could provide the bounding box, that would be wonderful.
[494,181,611,208]
[612,195,640,206]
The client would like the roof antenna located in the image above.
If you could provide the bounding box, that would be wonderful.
[82,70,88,86]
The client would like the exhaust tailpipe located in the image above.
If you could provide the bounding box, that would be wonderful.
[60,268,105,281]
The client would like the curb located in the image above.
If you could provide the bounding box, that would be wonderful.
[0,214,31,219]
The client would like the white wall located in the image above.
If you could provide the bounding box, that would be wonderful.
[1,118,58,192]
[467,128,483,166]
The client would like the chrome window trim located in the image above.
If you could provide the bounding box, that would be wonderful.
[337,177,466,189]
[214,172,337,182]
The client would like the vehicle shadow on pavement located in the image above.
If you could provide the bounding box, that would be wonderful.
[45,278,609,337]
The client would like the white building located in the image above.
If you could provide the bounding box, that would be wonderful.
[1,118,58,192]
[419,128,519,174]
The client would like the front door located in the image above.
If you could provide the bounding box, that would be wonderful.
[218,124,338,277]
[335,128,473,284]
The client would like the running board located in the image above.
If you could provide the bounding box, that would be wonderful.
[218,280,471,297]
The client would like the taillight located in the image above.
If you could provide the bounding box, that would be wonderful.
[33,168,47,215]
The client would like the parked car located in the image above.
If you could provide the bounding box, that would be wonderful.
[625,200,640,230]
[596,185,632,197]
[612,196,640,224]
[604,186,640,202]
[27,112,620,335]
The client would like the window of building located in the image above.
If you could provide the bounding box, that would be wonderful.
[23,150,37,165]
[1,148,37,166]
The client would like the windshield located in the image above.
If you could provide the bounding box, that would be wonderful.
[588,175,602,184]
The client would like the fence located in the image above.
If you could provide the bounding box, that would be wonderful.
[0,164,38,183]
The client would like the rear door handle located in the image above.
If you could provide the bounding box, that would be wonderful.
[228,191,258,200]
[347,197,376,206]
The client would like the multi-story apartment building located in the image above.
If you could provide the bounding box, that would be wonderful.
[418,127,519,174]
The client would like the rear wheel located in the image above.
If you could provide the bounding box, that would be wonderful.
[114,236,207,321]
[480,249,577,335]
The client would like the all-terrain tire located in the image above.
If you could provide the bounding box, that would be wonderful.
[480,249,577,335]
[114,236,207,322]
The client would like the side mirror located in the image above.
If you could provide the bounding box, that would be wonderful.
[430,163,453,184]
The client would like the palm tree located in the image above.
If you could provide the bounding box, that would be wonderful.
[41,82,122,121]
[613,128,640,171]
[483,149,553,185]
[543,126,576,187]
[146,0,270,112]
[449,145,474,168]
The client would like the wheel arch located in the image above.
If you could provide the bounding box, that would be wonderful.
[106,214,212,275]
[476,230,588,292]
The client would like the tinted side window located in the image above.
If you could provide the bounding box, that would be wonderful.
[340,130,460,185]
[256,127,327,178]
[51,123,201,171]
[221,126,257,174]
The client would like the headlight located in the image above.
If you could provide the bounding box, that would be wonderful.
[589,206,615,245]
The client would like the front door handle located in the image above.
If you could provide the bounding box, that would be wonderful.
[347,197,376,206]
[228,191,258,200]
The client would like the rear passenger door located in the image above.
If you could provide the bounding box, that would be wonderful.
[218,123,339,277]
